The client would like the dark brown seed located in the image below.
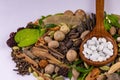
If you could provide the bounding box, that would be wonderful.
[66,40,73,49]
[73,39,82,47]
[69,33,80,39]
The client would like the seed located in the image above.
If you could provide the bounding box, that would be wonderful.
[28,67,32,73]
[33,71,38,77]
[43,73,51,78]
[84,62,89,69]
[12,46,19,51]
[100,66,110,71]
[37,77,44,80]
[52,74,58,79]
[54,76,64,80]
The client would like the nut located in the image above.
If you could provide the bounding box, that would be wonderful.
[117,37,120,42]
[60,23,70,34]
[44,36,52,43]
[48,40,59,48]
[45,64,55,74]
[39,60,48,68]
[66,49,77,62]
[54,31,65,41]
[109,26,116,36]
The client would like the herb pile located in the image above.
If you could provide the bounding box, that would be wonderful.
[7,9,120,80]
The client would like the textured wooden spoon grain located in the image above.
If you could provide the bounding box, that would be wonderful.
[80,0,118,66]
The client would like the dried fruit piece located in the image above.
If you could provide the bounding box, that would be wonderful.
[85,68,101,80]
[39,60,48,68]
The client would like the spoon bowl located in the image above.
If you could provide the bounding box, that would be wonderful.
[80,0,118,66]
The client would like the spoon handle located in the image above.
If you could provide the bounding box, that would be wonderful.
[95,0,104,30]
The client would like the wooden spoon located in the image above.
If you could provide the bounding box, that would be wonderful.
[80,0,118,66]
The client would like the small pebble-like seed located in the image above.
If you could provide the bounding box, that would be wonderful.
[33,71,38,77]
[117,37,120,42]
[37,77,44,80]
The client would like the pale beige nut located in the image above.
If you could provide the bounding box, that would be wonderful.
[48,41,59,48]
[59,23,70,34]
[116,37,120,42]
[44,36,52,43]
[66,49,77,62]
[45,64,55,74]
[109,26,116,36]
[54,31,65,41]
[108,62,120,74]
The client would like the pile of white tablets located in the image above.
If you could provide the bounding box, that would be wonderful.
[83,37,113,62]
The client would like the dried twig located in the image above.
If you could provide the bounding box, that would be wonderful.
[39,44,64,58]
[16,53,38,68]
[31,47,62,64]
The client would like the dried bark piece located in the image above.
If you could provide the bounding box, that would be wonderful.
[31,47,62,64]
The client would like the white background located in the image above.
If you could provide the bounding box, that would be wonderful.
[0,0,120,80]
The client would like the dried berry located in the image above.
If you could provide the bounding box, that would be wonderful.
[57,67,69,77]
[6,37,17,47]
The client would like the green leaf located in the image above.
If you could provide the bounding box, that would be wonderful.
[68,70,72,80]
[73,60,83,66]
[38,16,46,26]
[75,66,93,73]
[15,29,39,47]
[39,29,46,37]
[104,19,111,31]
[44,24,57,28]
[38,15,52,26]
[78,73,88,80]
[107,14,120,27]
